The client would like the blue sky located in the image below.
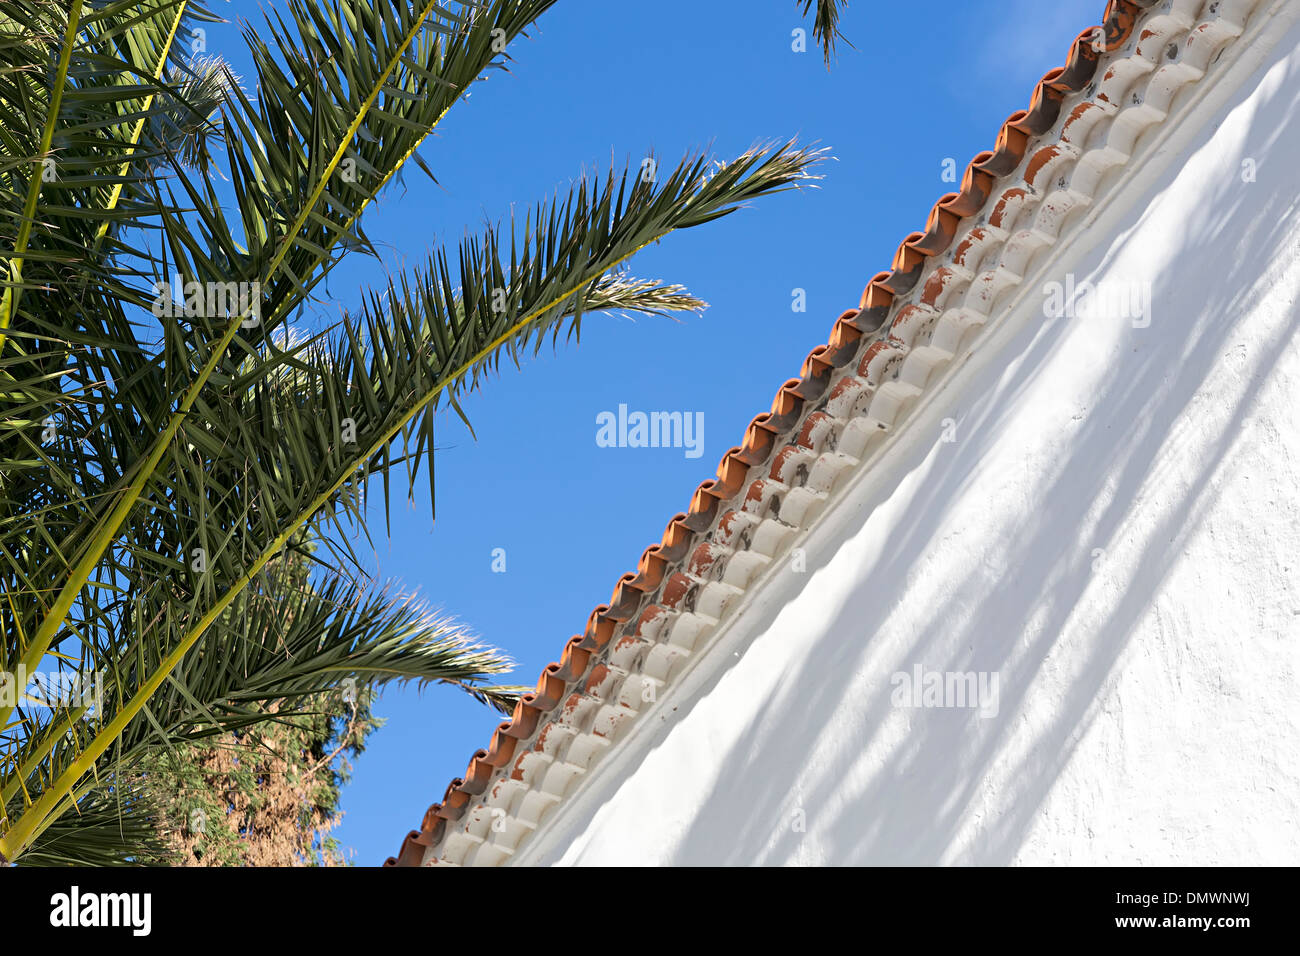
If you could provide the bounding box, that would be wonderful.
[206,0,1101,864]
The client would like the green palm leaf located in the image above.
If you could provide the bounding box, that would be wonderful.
[799,0,851,66]
[0,0,827,864]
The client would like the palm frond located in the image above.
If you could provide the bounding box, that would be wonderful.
[7,1,560,695]
[12,780,168,867]
[0,0,830,865]
[799,0,851,67]
[149,55,234,171]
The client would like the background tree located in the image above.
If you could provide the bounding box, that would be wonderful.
[0,0,821,864]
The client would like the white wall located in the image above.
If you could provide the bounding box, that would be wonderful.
[523,13,1300,866]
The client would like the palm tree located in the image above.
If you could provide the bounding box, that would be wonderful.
[0,0,824,864]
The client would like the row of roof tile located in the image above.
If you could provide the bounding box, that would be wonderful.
[388,0,1201,866]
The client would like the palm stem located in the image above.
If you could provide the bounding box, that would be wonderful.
[0,0,85,356]
[88,0,192,258]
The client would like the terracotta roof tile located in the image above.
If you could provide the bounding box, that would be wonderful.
[386,0,1264,867]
